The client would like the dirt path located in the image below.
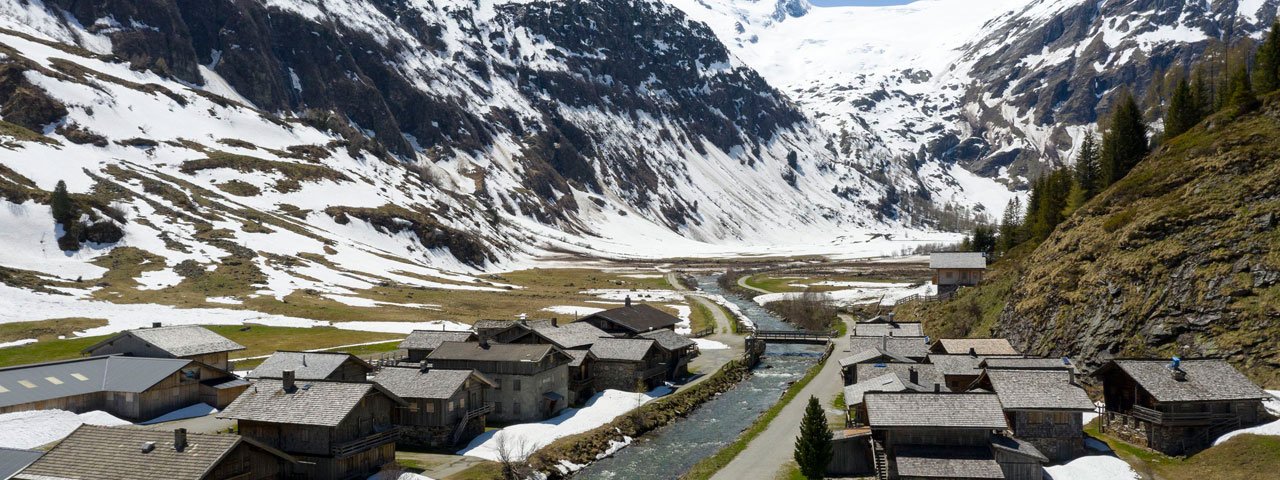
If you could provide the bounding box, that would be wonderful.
[736,274,773,295]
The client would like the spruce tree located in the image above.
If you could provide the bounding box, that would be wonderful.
[51,180,73,226]
[1228,63,1259,114]
[1100,94,1148,186]
[794,396,833,480]
[1164,78,1200,140]
[1191,68,1212,116]
[996,198,1023,254]
[1074,132,1101,198]
[1254,21,1280,94]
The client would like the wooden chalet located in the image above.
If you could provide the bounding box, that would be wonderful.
[82,324,245,371]
[1094,358,1268,455]
[588,338,667,392]
[929,252,986,291]
[928,353,1021,392]
[929,339,1020,356]
[399,330,477,363]
[853,314,924,338]
[0,356,244,421]
[425,341,572,423]
[248,351,373,382]
[853,363,942,391]
[638,328,699,380]
[969,368,1093,461]
[576,299,681,336]
[373,367,497,447]
[859,392,1046,480]
[848,336,930,362]
[564,349,598,405]
[13,425,294,480]
[218,373,406,480]
[838,348,915,385]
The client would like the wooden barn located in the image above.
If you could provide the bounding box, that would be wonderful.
[82,324,245,371]
[248,351,373,381]
[13,425,294,480]
[373,367,497,447]
[588,338,667,392]
[576,299,681,336]
[929,252,987,291]
[638,328,699,381]
[970,368,1093,461]
[1094,358,1268,455]
[425,342,572,423]
[218,373,406,480]
[399,330,476,363]
[0,356,242,421]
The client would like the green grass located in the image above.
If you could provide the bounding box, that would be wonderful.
[681,344,834,480]
[442,461,503,480]
[688,298,717,333]
[831,391,846,410]
[1084,421,1280,480]
[0,318,106,343]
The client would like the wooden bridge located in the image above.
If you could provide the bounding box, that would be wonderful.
[750,330,837,344]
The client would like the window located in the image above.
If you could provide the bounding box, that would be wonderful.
[448,401,455,412]
[408,403,419,413]
[513,402,522,415]
[514,379,522,391]
[425,402,435,413]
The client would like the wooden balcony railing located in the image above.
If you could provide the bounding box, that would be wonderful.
[1129,405,1239,426]
[331,427,399,458]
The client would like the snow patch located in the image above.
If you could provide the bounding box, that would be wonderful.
[0,409,131,449]
[1044,455,1139,480]
[693,338,730,350]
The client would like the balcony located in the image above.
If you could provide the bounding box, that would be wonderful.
[1129,405,1238,427]
[463,402,494,421]
[331,426,399,458]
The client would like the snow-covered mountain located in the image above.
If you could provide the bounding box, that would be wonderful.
[666,0,1280,217]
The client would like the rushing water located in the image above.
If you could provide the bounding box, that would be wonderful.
[572,276,824,479]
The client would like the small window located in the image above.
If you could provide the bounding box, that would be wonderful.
[513,402,522,415]
[448,401,455,412]
[514,379,522,391]
[408,403,419,413]
[425,402,435,413]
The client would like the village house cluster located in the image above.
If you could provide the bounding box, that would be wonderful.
[0,298,698,480]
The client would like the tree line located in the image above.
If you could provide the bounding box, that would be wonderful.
[961,20,1280,258]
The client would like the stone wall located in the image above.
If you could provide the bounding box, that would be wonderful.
[398,416,486,448]
[592,361,642,392]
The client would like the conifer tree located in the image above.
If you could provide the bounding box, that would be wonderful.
[1254,21,1280,94]
[1191,68,1212,115]
[996,198,1023,255]
[1074,132,1101,198]
[1164,78,1200,139]
[51,180,73,226]
[1100,94,1148,186]
[1228,62,1259,114]
[794,396,833,480]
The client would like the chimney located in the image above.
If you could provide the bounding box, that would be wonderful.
[908,367,919,385]
[174,428,188,452]
[152,322,162,328]
[282,370,296,392]
[552,318,558,327]
[934,383,941,392]
[141,441,156,453]
[625,296,632,307]
[968,347,977,357]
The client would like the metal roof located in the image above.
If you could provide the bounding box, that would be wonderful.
[84,325,244,358]
[589,338,657,362]
[247,351,371,380]
[0,356,195,409]
[218,379,405,427]
[580,304,680,333]
[399,330,476,351]
[1099,359,1267,403]
[13,425,291,480]
[864,393,1008,429]
[928,252,987,270]
[982,369,1094,411]
[373,367,495,399]
[0,448,40,480]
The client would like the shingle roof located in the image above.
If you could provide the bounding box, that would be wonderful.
[426,342,558,363]
[638,329,696,351]
[844,373,929,406]
[928,354,1019,378]
[893,445,1004,479]
[855,363,942,390]
[0,448,41,480]
[929,252,987,270]
[848,336,930,359]
[13,425,290,480]
[931,339,1020,356]
[85,325,245,358]
[980,357,1077,372]
[983,369,1094,411]
[474,319,552,332]
[532,323,611,349]
[839,348,914,368]
[218,379,404,427]
[0,356,196,409]
[864,393,1008,429]
[590,338,657,362]
[853,322,924,338]
[399,330,475,351]
[247,351,371,380]
[582,304,680,333]
[990,435,1048,463]
[373,368,494,399]
[1101,359,1267,403]
[565,349,595,367]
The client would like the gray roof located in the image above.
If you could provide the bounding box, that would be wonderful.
[474,319,551,332]
[13,425,290,480]
[853,322,924,338]
[426,342,558,363]
[638,329,696,351]
[373,368,494,399]
[247,351,371,380]
[565,349,595,367]
[531,322,611,349]
[844,373,929,406]
[990,435,1049,463]
[855,363,943,390]
[219,379,405,427]
[864,393,1008,429]
[928,354,1018,378]
[980,357,1077,372]
[893,445,1004,479]
[0,448,40,480]
[839,348,915,368]
[581,304,681,333]
[931,339,1020,356]
[0,356,196,409]
[983,369,1094,411]
[399,330,475,351]
[1102,359,1267,403]
[590,338,657,362]
[848,336,930,359]
[85,325,245,357]
[929,252,987,270]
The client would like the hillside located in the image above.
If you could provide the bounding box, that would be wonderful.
[901,94,1280,387]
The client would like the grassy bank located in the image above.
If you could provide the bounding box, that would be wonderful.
[680,343,834,480]
[1085,422,1280,479]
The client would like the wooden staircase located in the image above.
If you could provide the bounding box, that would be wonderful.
[871,439,890,480]
[451,402,494,446]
